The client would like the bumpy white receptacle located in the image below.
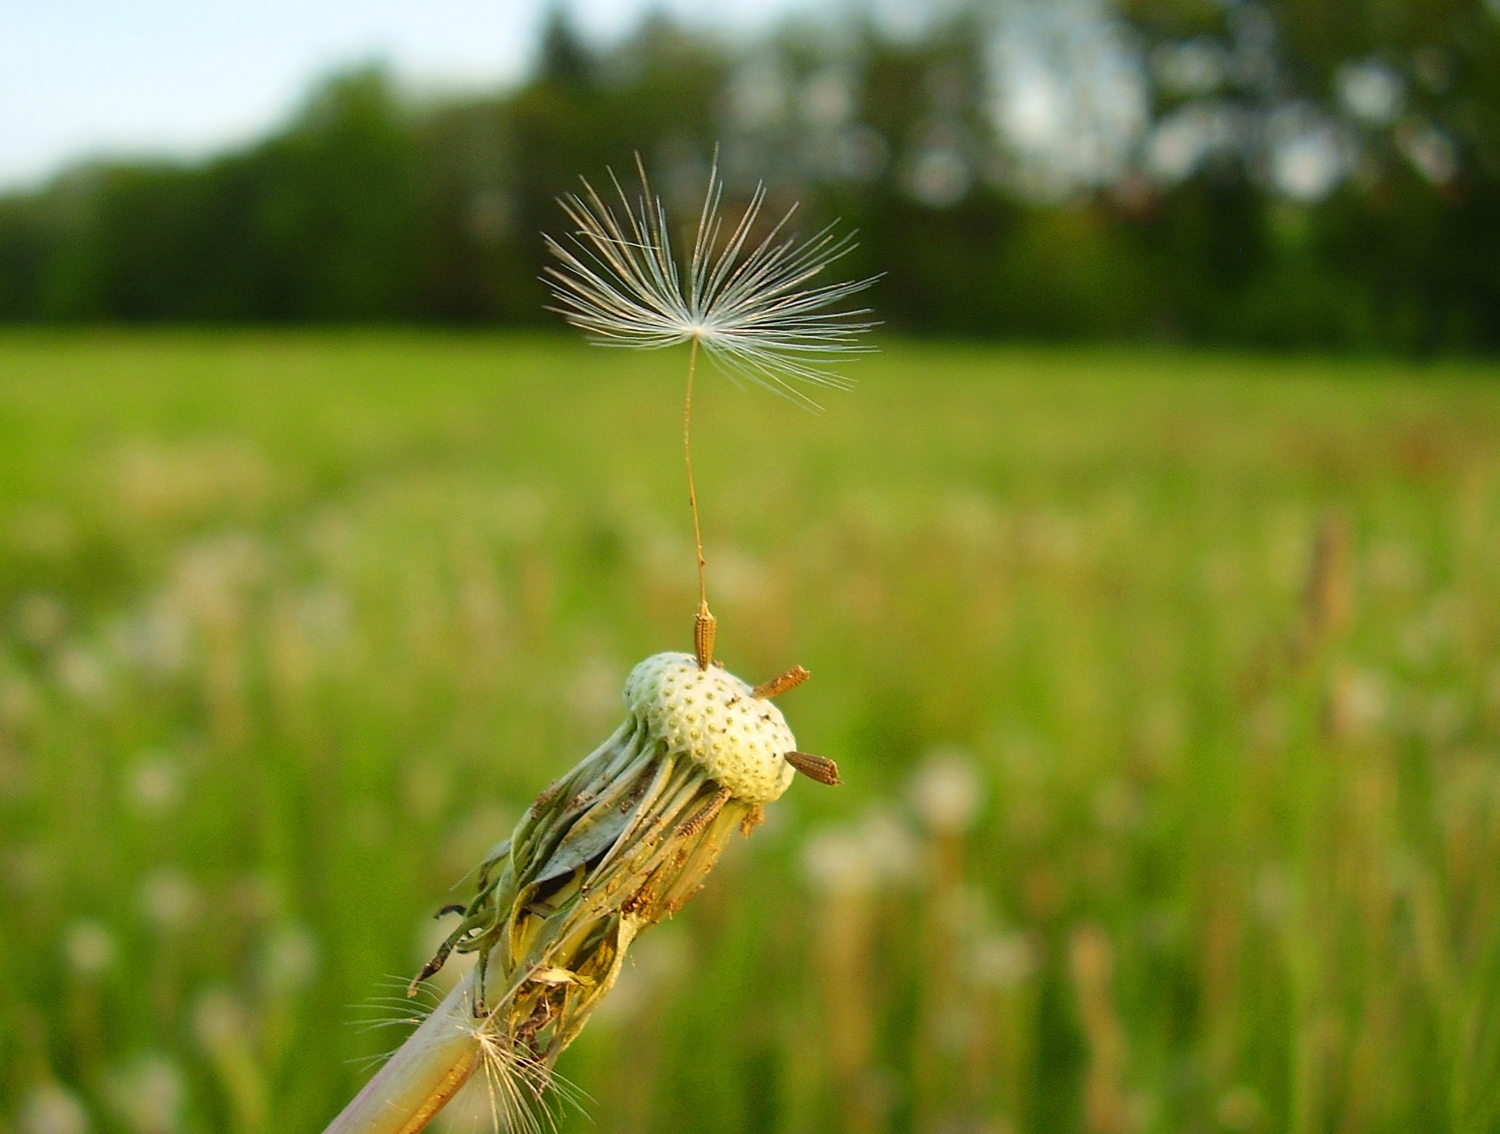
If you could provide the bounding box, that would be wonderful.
[624,652,798,805]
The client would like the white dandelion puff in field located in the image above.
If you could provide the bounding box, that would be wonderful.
[543,157,879,407]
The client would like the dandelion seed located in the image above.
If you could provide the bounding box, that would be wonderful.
[323,159,860,1134]
[545,154,876,666]
[323,654,838,1134]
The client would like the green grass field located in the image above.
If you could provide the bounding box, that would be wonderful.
[2,332,1499,1134]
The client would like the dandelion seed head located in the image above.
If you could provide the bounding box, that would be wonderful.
[911,748,983,834]
[17,1083,91,1134]
[545,155,878,407]
[106,1054,185,1134]
[625,651,797,803]
[63,919,116,977]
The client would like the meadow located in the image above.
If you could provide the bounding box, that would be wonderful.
[1,331,1498,1134]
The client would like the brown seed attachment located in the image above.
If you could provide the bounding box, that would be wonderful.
[752,665,810,700]
[694,606,717,670]
[784,750,842,786]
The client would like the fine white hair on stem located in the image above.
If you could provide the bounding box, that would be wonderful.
[544,154,879,407]
[468,1030,589,1134]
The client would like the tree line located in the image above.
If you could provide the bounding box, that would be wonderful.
[1,1,1497,350]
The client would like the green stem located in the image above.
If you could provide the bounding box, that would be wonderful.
[321,974,481,1134]
[685,335,707,617]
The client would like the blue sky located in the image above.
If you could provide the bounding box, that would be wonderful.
[0,0,828,190]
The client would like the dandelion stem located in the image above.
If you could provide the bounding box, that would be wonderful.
[685,335,704,609]
[685,334,716,668]
[322,973,482,1134]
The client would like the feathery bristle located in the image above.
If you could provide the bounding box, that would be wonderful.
[544,155,879,408]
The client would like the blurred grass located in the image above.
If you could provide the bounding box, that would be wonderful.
[2,330,1500,1133]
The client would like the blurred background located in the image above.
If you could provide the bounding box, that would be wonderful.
[3,0,1500,346]
[3,2,1500,1133]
